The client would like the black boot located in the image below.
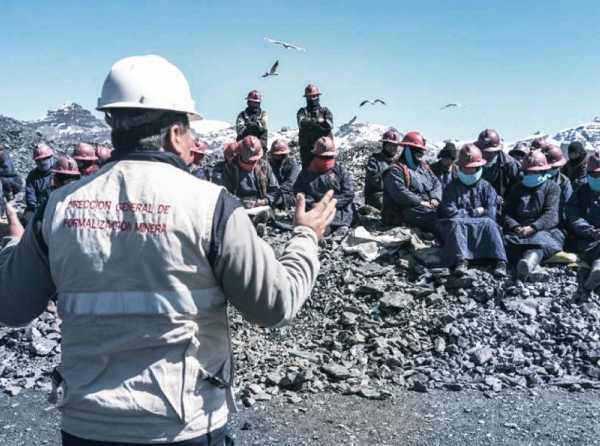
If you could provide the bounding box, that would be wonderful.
[517,249,542,280]
[454,260,468,277]
[493,261,508,278]
[585,259,600,291]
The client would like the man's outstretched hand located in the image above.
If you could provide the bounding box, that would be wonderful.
[294,190,337,240]
[6,204,24,238]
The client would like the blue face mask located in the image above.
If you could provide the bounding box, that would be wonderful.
[522,172,549,188]
[588,175,600,192]
[458,168,482,186]
[404,147,418,170]
[36,157,54,173]
[484,153,498,168]
[548,168,559,178]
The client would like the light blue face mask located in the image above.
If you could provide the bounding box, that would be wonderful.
[548,167,560,178]
[588,175,600,192]
[522,172,549,188]
[404,147,418,169]
[36,157,54,173]
[458,168,482,186]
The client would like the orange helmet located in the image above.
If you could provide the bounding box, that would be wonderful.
[33,143,54,160]
[51,155,80,176]
[312,137,337,156]
[72,143,99,161]
[457,143,486,169]
[270,139,290,156]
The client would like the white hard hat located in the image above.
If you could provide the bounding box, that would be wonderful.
[97,55,201,118]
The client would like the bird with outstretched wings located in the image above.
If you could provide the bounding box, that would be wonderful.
[441,103,461,110]
[264,37,306,52]
[262,60,279,78]
[359,99,386,107]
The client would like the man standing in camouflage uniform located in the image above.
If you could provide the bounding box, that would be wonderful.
[236,90,268,149]
[297,84,334,168]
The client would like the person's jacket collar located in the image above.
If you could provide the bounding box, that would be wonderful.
[109,149,189,172]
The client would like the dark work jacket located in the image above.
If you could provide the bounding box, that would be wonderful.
[0,153,18,178]
[566,184,600,263]
[382,161,442,229]
[562,156,588,192]
[293,163,355,228]
[504,180,564,258]
[191,166,210,181]
[364,152,394,210]
[482,151,521,200]
[548,171,573,226]
[270,156,301,209]
[236,108,268,149]
[438,178,506,265]
[430,161,459,189]
[296,105,333,167]
[25,168,53,211]
[220,159,279,207]
[211,161,227,186]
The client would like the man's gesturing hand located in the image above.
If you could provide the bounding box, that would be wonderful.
[294,190,337,240]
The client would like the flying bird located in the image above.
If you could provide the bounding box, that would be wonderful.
[343,116,357,127]
[359,99,386,107]
[264,37,306,52]
[261,60,279,78]
[441,103,462,110]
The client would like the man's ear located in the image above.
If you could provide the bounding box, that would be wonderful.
[165,124,185,153]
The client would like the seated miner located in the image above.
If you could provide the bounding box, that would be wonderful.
[190,137,210,180]
[438,143,508,277]
[294,136,356,233]
[23,143,55,223]
[508,142,530,168]
[220,135,279,209]
[95,145,113,166]
[51,155,81,190]
[269,139,300,210]
[211,141,238,186]
[543,144,573,227]
[566,151,600,290]
[430,141,458,188]
[504,151,564,280]
[562,141,588,191]
[476,129,520,209]
[382,131,442,231]
[363,128,402,210]
[236,90,268,149]
[72,142,100,176]
[0,145,24,201]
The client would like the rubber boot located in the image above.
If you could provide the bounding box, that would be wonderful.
[454,260,468,277]
[493,261,508,278]
[517,249,543,280]
[585,259,600,291]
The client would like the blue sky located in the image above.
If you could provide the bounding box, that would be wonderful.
[1,0,599,142]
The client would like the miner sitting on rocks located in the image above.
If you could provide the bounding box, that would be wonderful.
[24,143,55,223]
[190,137,210,180]
[297,84,334,168]
[543,144,573,228]
[477,128,520,214]
[220,135,279,209]
[0,145,24,202]
[363,129,402,210]
[294,136,356,234]
[269,139,300,210]
[438,143,508,277]
[72,142,100,176]
[562,141,588,191]
[508,142,530,168]
[382,131,442,232]
[566,151,600,291]
[211,141,237,186]
[430,141,459,189]
[504,150,564,280]
[236,90,268,150]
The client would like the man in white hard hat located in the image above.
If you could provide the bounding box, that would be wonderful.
[0,55,336,446]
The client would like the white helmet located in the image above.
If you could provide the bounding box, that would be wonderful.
[97,55,201,118]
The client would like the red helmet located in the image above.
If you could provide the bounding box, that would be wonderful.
[312,136,337,156]
[381,129,402,145]
[476,129,502,151]
[223,141,238,162]
[401,131,427,150]
[531,137,551,150]
[544,144,566,168]
[33,143,54,160]
[588,151,600,173]
[95,145,112,163]
[304,84,321,97]
[246,90,262,103]
[51,155,80,176]
[522,150,550,172]
[457,143,486,169]
[509,142,530,157]
[191,138,209,154]
[239,135,263,162]
[270,139,290,155]
[72,143,99,161]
